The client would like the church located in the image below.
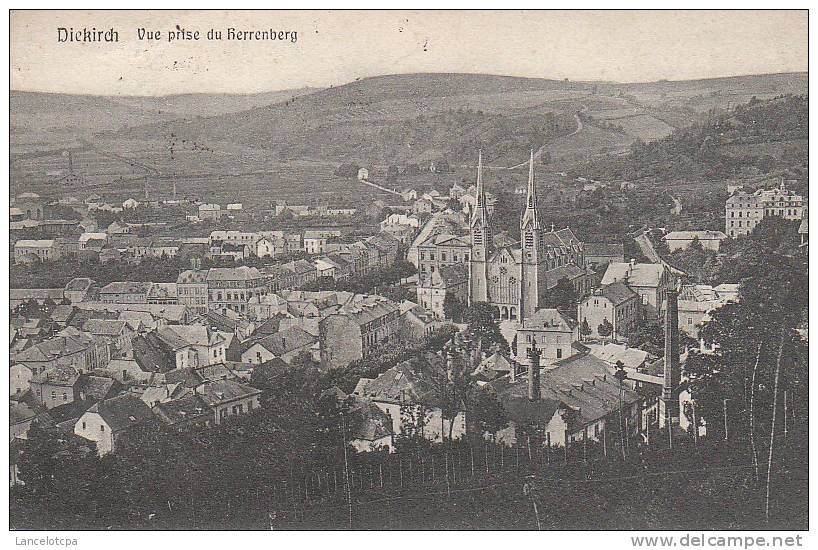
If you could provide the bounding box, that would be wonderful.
[469,150,587,322]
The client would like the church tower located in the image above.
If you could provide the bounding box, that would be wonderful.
[519,149,542,321]
[469,150,492,304]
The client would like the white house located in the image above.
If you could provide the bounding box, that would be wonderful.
[74,394,154,455]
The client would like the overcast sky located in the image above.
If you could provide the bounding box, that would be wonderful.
[11,10,808,96]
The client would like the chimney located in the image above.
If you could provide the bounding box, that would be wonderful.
[662,287,681,415]
[527,341,541,401]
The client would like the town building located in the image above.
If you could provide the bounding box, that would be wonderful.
[725,179,805,238]
[416,264,469,319]
[99,282,153,304]
[583,242,625,269]
[515,308,580,365]
[177,269,209,315]
[319,296,402,370]
[74,394,155,455]
[241,326,317,365]
[417,233,471,277]
[663,230,728,252]
[601,261,671,318]
[676,283,740,339]
[578,281,641,340]
[14,239,60,264]
[206,266,266,315]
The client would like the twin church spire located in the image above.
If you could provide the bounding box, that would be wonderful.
[471,149,541,232]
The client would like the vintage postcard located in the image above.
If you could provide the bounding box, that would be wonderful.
[7,8,809,540]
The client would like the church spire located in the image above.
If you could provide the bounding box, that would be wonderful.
[471,149,489,227]
[520,149,540,230]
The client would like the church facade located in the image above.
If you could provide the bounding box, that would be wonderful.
[469,150,586,322]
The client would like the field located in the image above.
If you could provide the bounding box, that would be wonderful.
[10,72,807,204]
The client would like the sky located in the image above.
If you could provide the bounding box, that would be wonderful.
[10,10,808,96]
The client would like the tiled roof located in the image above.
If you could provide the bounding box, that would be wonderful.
[601,262,666,287]
[600,281,639,306]
[88,394,154,432]
[195,379,261,406]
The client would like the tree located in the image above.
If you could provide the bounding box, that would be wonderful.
[580,318,592,340]
[545,277,577,312]
[443,293,466,322]
[597,318,614,338]
[463,302,509,355]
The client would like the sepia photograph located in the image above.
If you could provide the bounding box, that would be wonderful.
[6,8,810,537]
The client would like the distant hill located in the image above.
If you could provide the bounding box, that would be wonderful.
[10,88,317,137]
[11,72,808,168]
[107,72,807,166]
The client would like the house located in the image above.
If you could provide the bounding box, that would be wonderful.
[353,354,466,444]
[13,334,107,376]
[663,231,728,252]
[241,326,316,365]
[99,281,153,304]
[11,364,34,398]
[492,352,643,447]
[583,242,625,269]
[29,366,81,409]
[154,325,227,369]
[587,342,651,371]
[319,297,402,370]
[10,402,39,440]
[14,239,60,264]
[601,261,671,318]
[578,281,641,340]
[357,167,369,181]
[64,277,94,303]
[199,310,255,341]
[413,198,434,214]
[380,213,421,230]
[515,309,580,366]
[74,394,155,455]
[472,351,518,383]
[303,231,328,255]
[799,217,808,248]
[198,203,222,221]
[194,379,261,425]
[416,264,469,319]
[248,293,289,321]
[399,300,438,340]
[152,394,212,430]
[349,401,395,452]
[677,283,740,339]
[80,319,134,352]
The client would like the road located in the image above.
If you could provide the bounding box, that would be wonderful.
[635,231,687,277]
[461,103,588,171]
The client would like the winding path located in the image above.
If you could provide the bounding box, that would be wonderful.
[462,103,588,171]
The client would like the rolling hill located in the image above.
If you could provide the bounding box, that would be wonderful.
[104,72,807,166]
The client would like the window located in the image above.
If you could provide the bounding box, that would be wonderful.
[51,391,56,399]
[82,421,86,430]
[100,424,105,432]
[556,348,562,359]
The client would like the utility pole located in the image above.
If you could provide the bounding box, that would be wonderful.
[340,413,353,529]
[523,483,542,530]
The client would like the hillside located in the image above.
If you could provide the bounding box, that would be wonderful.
[106,72,807,166]
[9,88,317,150]
[579,94,809,184]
